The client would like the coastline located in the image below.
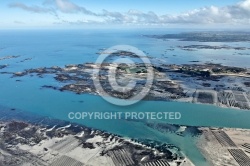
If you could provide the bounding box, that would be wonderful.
[3,61,249,111]
[196,127,250,166]
[0,30,250,166]
[0,107,194,166]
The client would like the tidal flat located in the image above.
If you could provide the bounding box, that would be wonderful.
[0,107,195,166]
[9,59,250,110]
[1,30,250,165]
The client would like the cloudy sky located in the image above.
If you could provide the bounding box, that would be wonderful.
[1,0,250,29]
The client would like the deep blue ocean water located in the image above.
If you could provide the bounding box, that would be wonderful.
[0,29,250,165]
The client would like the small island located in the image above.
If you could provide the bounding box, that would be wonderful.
[10,59,250,110]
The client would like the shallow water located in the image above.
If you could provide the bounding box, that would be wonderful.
[0,29,249,165]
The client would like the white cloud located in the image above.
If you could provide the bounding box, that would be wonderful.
[9,2,54,13]
[55,0,79,13]
[53,0,97,15]
[239,0,250,9]
[8,0,250,25]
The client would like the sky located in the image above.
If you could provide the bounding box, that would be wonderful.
[0,0,250,29]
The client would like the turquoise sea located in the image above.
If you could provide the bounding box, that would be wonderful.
[0,29,250,165]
